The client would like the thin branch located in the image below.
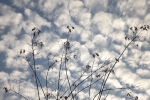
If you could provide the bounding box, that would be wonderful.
[93,71,107,100]
[9,89,28,100]
[103,90,110,100]
[24,55,46,99]
[56,54,63,100]
[67,61,108,98]
[94,86,135,100]
[32,50,40,100]
[46,61,56,99]
[30,33,41,100]
[60,69,87,98]
[103,86,135,91]
[96,35,139,100]
[89,58,96,99]
[64,31,74,100]
[74,75,103,97]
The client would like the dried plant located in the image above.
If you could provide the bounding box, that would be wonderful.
[3,25,150,100]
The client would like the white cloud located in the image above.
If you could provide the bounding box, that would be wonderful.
[12,0,30,8]
[80,30,91,42]
[92,11,113,35]
[83,0,108,12]
[116,67,138,85]
[92,34,108,49]
[0,0,150,100]
[79,12,91,29]
[117,0,147,16]
[79,45,91,63]
[113,18,125,30]
[9,70,30,80]
[0,41,5,52]
[38,0,65,14]
[0,4,23,35]
[69,0,83,10]
[24,8,51,29]
[68,0,93,30]
[139,51,150,65]
[54,13,71,27]
[105,95,123,100]
[145,13,150,24]
[136,68,150,77]
[132,0,146,16]
[0,72,9,100]
[126,17,141,27]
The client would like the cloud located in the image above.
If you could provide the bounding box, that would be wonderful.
[24,8,51,29]
[54,12,71,27]
[117,0,147,17]
[0,3,23,35]
[92,11,113,35]
[0,0,150,100]
[11,0,30,8]
[9,70,30,80]
[83,0,108,14]
[136,68,150,77]
[0,72,9,100]
[112,18,125,30]
[38,0,65,15]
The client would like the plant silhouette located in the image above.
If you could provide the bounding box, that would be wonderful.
[3,25,150,100]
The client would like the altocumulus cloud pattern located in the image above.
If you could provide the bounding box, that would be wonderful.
[0,0,150,100]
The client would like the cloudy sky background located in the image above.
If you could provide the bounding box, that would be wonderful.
[0,0,150,100]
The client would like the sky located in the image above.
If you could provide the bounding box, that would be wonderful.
[0,0,150,100]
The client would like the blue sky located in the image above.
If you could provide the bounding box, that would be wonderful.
[0,0,150,100]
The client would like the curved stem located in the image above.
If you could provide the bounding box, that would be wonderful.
[64,31,74,99]
[46,62,55,99]
[96,36,138,100]
[56,54,63,100]
[89,58,95,99]
[25,56,46,99]
[31,35,40,100]
[74,76,103,98]
[9,89,28,100]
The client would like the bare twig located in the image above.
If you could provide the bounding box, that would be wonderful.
[9,89,28,100]
[96,31,141,100]
[56,54,63,100]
